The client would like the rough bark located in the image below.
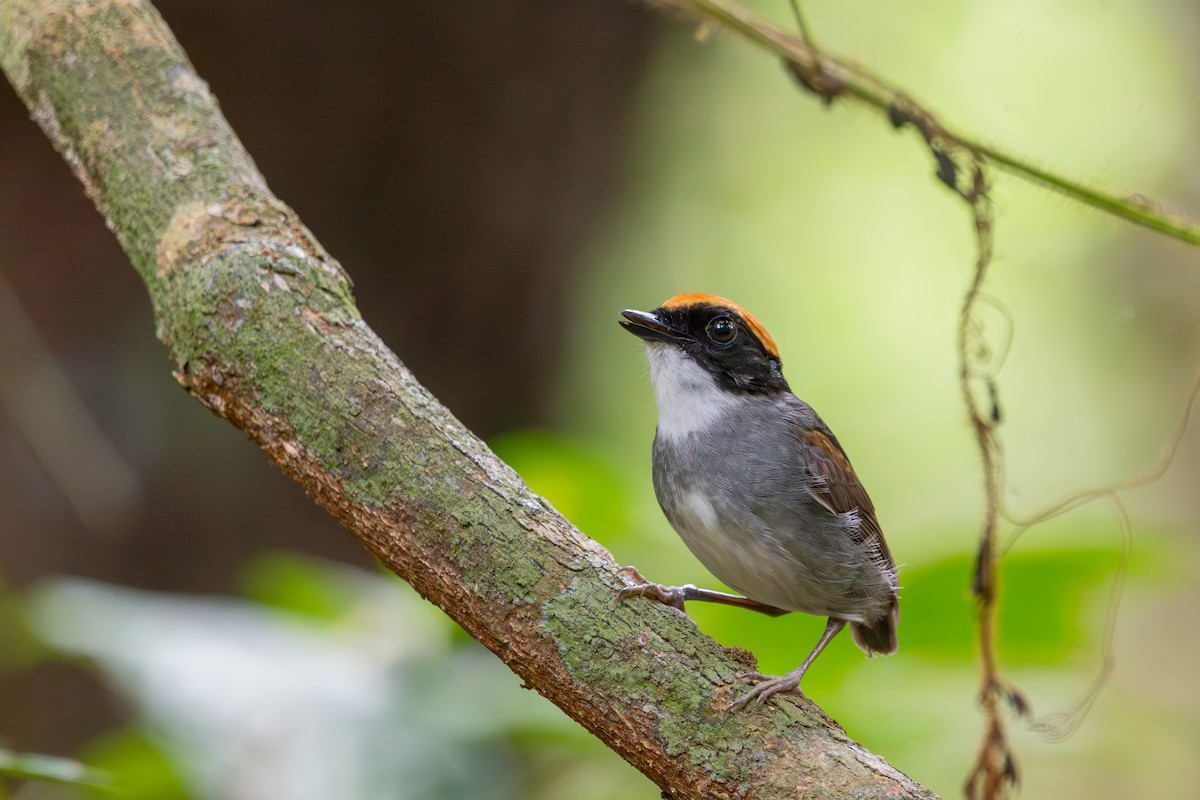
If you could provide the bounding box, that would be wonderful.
[0,1,937,798]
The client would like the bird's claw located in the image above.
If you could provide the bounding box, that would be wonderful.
[615,565,649,586]
[614,566,688,612]
[729,671,803,710]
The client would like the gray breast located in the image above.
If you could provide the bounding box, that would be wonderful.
[651,396,894,621]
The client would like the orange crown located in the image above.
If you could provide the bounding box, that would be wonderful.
[659,293,780,359]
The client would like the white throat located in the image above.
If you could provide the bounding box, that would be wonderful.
[644,344,737,441]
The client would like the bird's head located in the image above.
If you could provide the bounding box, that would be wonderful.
[620,293,789,397]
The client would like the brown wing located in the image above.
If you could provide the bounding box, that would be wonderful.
[797,426,895,569]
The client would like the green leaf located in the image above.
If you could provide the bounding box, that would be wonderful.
[79,728,189,800]
[239,551,360,623]
[0,747,110,788]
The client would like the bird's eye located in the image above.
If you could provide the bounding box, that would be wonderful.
[706,317,737,344]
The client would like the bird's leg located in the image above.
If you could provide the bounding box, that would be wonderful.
[614,566,790,617]
[730,617,847,709]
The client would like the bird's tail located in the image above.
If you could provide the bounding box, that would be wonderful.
[850,600,899,656]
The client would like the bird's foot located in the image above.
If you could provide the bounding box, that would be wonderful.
[729,669,805,710]
[614,566,690,613]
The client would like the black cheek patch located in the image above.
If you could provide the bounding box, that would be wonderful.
[708,347,789,395]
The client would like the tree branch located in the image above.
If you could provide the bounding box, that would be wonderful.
[0,1,936,797]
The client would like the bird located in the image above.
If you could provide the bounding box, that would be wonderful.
[616,293,899,708]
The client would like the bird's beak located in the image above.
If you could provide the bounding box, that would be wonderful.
[619,308,685,344]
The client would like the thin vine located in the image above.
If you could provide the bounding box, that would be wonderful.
[647,0,1200,247]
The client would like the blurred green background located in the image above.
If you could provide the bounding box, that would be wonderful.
[2,1,1199,798]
